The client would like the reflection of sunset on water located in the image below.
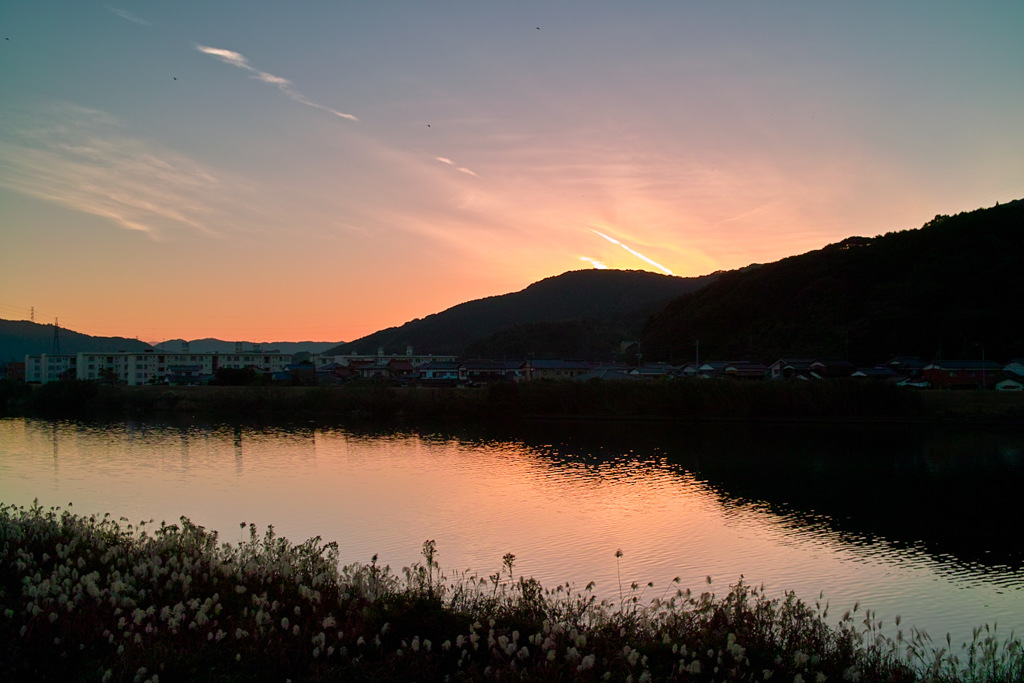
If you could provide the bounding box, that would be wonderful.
[2,418,1022,648]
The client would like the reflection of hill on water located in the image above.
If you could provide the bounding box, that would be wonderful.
[404,420,1024,576]
[91,415,1023,579]
[671,425,1024,575]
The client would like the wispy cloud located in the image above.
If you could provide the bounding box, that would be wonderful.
[196,45,358,121]
[105,5,152,26]
[592,229,674,275]
[0,104,265,239]
[434,155,478,177]
[580,256,608,269]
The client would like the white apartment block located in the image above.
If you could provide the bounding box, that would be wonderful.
[23,354,77,383]
[76,351,212,385]
[26,349,294,385]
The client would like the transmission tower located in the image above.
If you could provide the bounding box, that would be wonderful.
[51,318,61,356]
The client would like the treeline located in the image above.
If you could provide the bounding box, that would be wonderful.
[1,377,990,424]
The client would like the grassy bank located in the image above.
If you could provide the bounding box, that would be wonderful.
[4,378,1023,425]
[3,503,1022,682]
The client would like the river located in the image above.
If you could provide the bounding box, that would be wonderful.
[1,416,1022,649]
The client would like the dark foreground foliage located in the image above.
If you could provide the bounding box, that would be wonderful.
[2,504,1022,682]
[6,378,979,425]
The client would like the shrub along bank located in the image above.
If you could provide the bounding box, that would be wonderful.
[3,503,1023,682]
[4,378,1023,424]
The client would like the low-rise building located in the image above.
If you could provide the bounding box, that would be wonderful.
[769,358,815,380]
[24,354,77,383]
[75,349,292,385]
[922,360,1002,390]
[724,361,769,380]
[312,347,456,369]
[630,362,679,380]
[418,361,463,385]
[809,359,854,378]
[2,361,26,382]
[524,359,592,381]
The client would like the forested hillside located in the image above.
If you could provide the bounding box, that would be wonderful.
[0,320,152,363]
[324,269,717,357]
[642,200,1024,364]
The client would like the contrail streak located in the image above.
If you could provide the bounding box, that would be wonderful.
[591,230,674,275]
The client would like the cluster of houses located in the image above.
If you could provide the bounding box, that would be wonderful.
[12,344,1024,391]
[327,355,1023,391]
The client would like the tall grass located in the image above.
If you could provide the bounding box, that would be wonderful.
[2,503,1021,681]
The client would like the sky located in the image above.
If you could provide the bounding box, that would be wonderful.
[1,1,1023,343]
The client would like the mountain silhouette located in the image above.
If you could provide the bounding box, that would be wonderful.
[0,320,152,363]
[322,269,717,357]
[642,199,1024,364]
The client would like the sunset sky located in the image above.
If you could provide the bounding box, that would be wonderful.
[2,2,1022,343]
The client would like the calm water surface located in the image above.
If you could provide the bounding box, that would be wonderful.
[1,416,1022,648]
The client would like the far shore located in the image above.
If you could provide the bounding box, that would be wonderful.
[4,378,1023,426]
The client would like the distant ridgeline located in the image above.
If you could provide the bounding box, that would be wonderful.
[5,199,1022,369]
[323,269,718,359]
[0,323,342,365]
[641,199,1024,365]
[0,320,152,364]
[155,339,342,355]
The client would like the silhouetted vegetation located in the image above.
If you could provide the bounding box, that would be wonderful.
[642,200,1024,364]
[325,269,717,357]
[4,503,1022,682]
[0,379,32,417]
[16,380,1024,425]
[463,319,629,361]
[211,366,261,386]
[496,378,927,421]
[23,380,99,418]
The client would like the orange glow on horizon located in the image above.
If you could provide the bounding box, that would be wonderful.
[2,3,1021,342]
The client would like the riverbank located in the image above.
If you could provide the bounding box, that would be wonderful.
[4,379,1023,425]
[3,503,1021,682]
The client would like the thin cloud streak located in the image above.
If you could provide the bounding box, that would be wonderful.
[580,257,608,269]
[196,45,358,121]
[434,156,478,177]
[105,5,152,26]
[0,104,268,239]
[591,229,674,275]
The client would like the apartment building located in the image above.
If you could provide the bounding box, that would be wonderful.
[23,354,77,383]
[21,348,295,385]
